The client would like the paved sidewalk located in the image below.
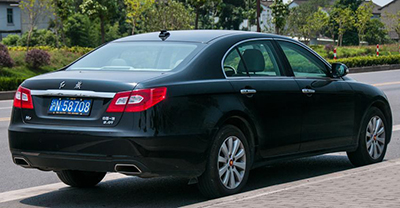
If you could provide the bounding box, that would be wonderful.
[186,159,400,208]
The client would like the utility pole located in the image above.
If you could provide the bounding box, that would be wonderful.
[274,0,278,34]
[257,0,261,32]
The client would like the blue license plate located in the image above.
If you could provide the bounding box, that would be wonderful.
[48,98,92,116]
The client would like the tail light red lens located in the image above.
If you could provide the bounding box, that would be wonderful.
[106,87,167,113]
[13,86,34,109]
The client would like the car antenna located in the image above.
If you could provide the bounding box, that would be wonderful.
[159,30,170,41]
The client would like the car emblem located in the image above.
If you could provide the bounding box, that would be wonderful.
[59,81,66,89]
[74,81,82,90]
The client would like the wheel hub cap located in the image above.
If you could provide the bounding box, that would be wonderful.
[366,116,385,160]
[217,136,246,190]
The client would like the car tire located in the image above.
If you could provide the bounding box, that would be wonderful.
[197,125,251,199]
[347,107,389,167]
[57,170,106,187]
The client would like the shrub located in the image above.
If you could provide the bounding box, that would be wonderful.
[25,49,51,68]
[1,34,20,46]
[0,77,26,91]
[8,46,93,55]
[324,44,334,53]
[18,29,58,47]
[0,44,14,67]
[329,55,400,68]
[0,43,8,53]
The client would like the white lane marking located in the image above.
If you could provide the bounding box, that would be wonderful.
[350,69,400,76]
[0,100,13,103]
[0,107,11,110]
[393,125,400,132]
[0,173,127,204]
[372,81,400,87]
[0,117,10,122]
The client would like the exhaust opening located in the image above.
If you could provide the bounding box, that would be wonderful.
[14,157,31,167]
[115,164,142,175]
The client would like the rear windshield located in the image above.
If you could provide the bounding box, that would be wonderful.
[67,42,200,72]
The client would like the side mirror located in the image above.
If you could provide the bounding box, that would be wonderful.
[331,63,349,78]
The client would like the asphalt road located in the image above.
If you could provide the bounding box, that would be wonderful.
[0,69,399,207]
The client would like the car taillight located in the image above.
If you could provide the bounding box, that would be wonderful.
[106,87,167,113]
[13,86,34,109]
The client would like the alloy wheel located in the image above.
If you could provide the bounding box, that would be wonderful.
[217,136,246,189]
[366,116,385,159]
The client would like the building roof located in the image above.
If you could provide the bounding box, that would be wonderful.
[379,0,399,10]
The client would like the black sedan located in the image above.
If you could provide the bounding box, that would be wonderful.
[9,30,392,198]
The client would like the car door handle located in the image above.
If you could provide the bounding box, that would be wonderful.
[302,89,316,94]
[240,89,257,95]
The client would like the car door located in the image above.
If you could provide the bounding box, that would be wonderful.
[276,40,356,152]
[223,40,303,157]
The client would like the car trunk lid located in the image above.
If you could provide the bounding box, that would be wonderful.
[20,70,167,127]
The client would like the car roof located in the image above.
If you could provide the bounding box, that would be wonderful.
[114,30,285,44]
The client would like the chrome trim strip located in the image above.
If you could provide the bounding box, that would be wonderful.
[30,90,116,98]
[21,152,40,156]
[221,38,274,79]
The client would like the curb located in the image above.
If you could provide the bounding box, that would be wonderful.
[0,91,15,101]
[349,64,400,74]
[184,158,400,208]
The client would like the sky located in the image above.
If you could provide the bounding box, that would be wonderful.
[282,0,393,6]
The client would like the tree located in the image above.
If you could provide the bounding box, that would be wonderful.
[217,0,246,30]
[199,0,222,29]
[124,0,153,35]
[386,11,400,43]
[19,0,52,48]
[332,7,355,46]
[270,0,288,35]
[190,0,206,29]
[334,0,363,11]
[80,0,118,43]
[306,7,329,43]
[331,0,362,46]
[140,0,194,32]
[355,2,373,46]
[286,0,328,40]
[287,7,306,38]
[365,19,389,45]
[63,13,91,47]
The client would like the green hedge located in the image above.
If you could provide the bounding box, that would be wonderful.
[7,46,93,55]
[0,77,26,91]
[328,55,400,68]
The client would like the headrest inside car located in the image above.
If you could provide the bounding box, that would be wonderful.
[237,49,265,73]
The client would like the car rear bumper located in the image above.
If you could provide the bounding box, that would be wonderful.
[9,123,209,178]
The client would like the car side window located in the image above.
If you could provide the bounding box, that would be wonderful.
[237,41,280,77]
[223,49,247,77]
[223,41,281,77]
[278,41,328,78]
